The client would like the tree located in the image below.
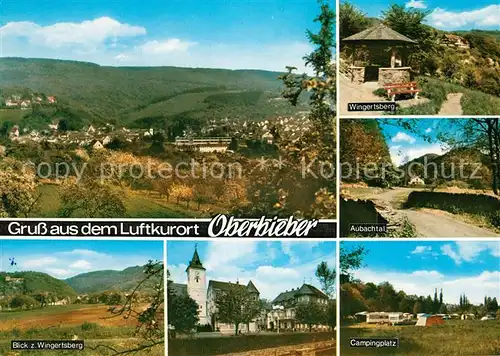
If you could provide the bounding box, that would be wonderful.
[167,271,199,338]
[413,300,423,315]
[58,179,127,218]
[295,301,325,332]
[340,245,366,284]
[229,137,238,151]
[339,2,370,40]
[10,295,37,310]
[93,261,164,354]
[214,284,261,336]
[0,162,41,217]
[239,0,336,218]
[315,261,335,297]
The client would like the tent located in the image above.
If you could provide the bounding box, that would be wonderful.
[415,314,444,326]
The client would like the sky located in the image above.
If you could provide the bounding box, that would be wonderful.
[345,0,500,31]
[0,240,163,279]
[342,240,500,304]
[167,240,336,300]
[0,0,322,71]
[379,118,459,167]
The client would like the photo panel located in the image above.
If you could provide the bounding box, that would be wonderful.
[0,239,165,355]
[338,0,500,116]
[167,240,336,356]
[340,118,500,238]
[0,0,337,239]
[339,240,500,355]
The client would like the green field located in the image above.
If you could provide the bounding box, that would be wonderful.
[341,320,500,355]
[0,304,164,355]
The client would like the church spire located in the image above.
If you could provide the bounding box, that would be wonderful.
[187,244,205,270]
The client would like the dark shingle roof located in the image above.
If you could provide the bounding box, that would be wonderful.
[208,280,259,294]
[297,284,328,298]
[343,23,417,44]
[272,283,328,304]
[186,247,205,271]
[170,283,188,297]
[247,280,259,294]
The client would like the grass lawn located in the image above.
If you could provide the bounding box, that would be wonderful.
[388,77,500,115]
[340,320,500,355]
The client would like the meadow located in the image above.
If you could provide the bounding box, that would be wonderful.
[0,304,164,355]
[340,320,500,355]
[34,183,207,218]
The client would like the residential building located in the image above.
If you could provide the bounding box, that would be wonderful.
[267,284,329,331]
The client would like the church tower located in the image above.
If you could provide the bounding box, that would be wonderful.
[186,245,208,324]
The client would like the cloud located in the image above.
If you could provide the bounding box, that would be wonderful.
[389,143,447,166]
[425,127,432,133]
[69,260,92,269]
[428,5,500,30]
[405,0,427,9]
[168,242,335,300]
[441,242,499,265]
[355,268,499,304]
[1,17,146,48]
[10,248,155,279]
[139,39,196,54]
[392,132,416,144]
[411,246,432,254]
[22,257,57,268]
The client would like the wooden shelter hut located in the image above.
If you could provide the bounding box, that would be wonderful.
[342,23,417,86]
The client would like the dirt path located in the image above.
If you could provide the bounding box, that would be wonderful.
[339,75,384,116]
[438,92,463,115]
[367,188,498,237]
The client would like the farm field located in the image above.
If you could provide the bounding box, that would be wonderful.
[340,320,500,355]
[0,304,164,355]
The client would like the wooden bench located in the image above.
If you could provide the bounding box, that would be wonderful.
[384,82,421,101]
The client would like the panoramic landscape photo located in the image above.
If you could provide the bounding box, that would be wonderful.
[338,0,500,115]
[0,0,336,220]
[0,240,164,355]
[167,240,336,356]
[340,118,500,237]
[340,241,500,355]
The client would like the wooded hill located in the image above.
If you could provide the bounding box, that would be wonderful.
[0,271,77,299]
[65,265,160,294]
[0,265,158,299]
[400,148,492,189]
[0,58,306,128]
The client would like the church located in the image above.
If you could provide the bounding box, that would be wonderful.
[171,246,262,334]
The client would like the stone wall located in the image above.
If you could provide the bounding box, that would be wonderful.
[218,340,336,356]
[350,66,365,84]
[378,67,411,86]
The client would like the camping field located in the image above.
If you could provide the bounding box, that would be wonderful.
[340,320,500,355]
[0,304,164,355]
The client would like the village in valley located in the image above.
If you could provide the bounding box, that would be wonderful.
[1,89,311,152]
[167,241,336,356]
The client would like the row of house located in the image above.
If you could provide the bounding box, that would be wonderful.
[4,94,57,109]
[170,247,331,335]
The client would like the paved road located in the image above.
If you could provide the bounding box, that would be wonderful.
[366,188,498,237]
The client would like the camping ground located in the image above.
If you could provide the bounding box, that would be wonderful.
[341,319,500,355]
